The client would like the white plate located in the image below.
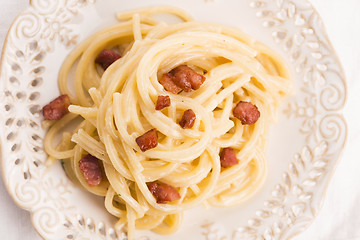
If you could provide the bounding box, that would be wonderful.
[0,0,347,239]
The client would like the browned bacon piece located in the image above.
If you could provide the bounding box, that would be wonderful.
[159,65,206,93]
[155,95,171,110]
[220,147,239,168]
[42,94,70,120]
[171,65,206,91]
[136,129,158,152]
[95,49,121,70]
[159,73,183,94]
[78,154,103,187]
[147,182,181,204]
[179,109,196,129]
[233,101,260,125]
[170,66,192,92]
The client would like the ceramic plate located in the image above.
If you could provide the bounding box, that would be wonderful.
[0,0,347,239]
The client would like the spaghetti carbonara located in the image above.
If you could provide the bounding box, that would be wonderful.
[43,6,291,239]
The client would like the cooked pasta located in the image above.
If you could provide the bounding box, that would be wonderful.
[43,6,291,239]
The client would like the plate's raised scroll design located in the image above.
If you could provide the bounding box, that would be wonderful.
[235,1,346,239]
[0,0,99,239]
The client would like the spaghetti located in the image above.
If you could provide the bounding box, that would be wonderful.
[43,6,291,239]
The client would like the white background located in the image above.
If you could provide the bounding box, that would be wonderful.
[0,0,359,239]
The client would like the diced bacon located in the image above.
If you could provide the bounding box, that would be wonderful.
[189,73,206,90]
[170,66,192,92]
[179,109,196,129]
[136,129,158,152]
[78,154,103,186]
[95,49,121,70]
[159,65,206,93]
[155,95,171,110]
[233,101,260,125]
[42,94,70,120]
[220,147,239,168]
[159,73,182,94]
[171,65,205,90]
[147,182,181,204]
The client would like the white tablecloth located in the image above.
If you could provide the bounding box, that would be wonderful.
[0,0,359,239]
